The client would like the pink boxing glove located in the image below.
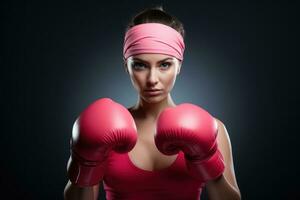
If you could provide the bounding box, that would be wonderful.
[67,98,138,187]
[155,103,225,182]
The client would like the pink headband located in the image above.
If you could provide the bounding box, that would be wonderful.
[123,23,185,61]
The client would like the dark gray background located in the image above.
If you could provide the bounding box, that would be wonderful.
[1,1,299,199]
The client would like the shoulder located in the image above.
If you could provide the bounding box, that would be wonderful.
[213,117,232,162]
[214,118,230,142]
[214,117,225,130]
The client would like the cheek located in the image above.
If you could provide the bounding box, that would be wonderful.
[162,70,177,91]
[129,73,145,91]
[161,73,176,93]
[165,79,176,92]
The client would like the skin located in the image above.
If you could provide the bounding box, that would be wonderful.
[124,53,241,199]
[64,53,241,200]
[124,53,182,171]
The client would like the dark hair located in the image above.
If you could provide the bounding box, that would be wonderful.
[125,5,185,39]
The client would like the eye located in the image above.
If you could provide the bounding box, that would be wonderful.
[132,62,146,70]
[160,62,172,69]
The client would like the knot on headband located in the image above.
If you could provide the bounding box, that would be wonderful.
[123,23,185,61]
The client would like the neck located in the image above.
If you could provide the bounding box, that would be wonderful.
[131,94,176,121]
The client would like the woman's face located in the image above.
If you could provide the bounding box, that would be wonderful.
[124,53,182,103]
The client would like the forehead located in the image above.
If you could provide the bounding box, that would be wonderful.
[130,53,175,62]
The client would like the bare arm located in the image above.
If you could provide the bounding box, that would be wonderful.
[205,119,241,200]
[63,180,100,200]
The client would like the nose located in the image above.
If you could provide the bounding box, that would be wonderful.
[146,68,159,87]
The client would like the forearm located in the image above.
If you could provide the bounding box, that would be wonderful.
[205,174,241,200]
[64,180,99,200]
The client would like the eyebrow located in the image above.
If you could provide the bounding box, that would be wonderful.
[132,57,173,63]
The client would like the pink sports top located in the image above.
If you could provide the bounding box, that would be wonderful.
[103,151,205,200]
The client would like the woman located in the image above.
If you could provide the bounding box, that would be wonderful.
[64,6,241,200]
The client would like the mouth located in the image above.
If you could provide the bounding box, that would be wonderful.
[144,89,163,96]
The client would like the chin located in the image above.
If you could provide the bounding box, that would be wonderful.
[141,93,168,104]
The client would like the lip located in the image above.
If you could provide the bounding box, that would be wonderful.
[144,89,163,96]
[144,89,162,91]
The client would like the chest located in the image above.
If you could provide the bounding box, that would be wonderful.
[103,150,204,198]
[128,122,178,171]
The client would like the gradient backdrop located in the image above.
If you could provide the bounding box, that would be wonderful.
[1,1,299,200]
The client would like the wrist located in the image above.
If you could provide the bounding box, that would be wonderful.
[67,156,106,187]
[185,149,225,182]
